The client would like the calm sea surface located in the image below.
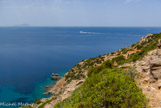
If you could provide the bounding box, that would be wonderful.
[0,27,161,107]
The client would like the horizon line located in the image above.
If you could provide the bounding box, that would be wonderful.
[0,26,161,28]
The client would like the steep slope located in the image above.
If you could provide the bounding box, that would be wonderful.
[25,33,161,108]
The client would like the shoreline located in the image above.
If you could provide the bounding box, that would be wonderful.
[43,82,56,95]
[43,74,61,95]
[35,33,161,108]
[43,73,62,95]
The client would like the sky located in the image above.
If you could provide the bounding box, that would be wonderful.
[0,0,161,27]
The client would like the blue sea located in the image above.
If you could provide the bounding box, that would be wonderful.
[0,27,161,107]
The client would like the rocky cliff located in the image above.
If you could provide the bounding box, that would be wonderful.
[27,33,161,108]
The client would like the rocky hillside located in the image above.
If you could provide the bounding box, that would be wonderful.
[24,33,161,108]
[136,49,161,107]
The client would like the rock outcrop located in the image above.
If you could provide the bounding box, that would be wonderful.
[135,49,161,107]
[136,49,161,82]
[150,59,161,80]
[51,73,61,80]
[139,33,153,44]
[43,79,85,108]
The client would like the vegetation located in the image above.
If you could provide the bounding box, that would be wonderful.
[121,48,133,54]
[135,44,142,50]
[38,97,56,108]
[55,68,148,108]
[65,56,105,83]
[34,99,42,104]
[125,33,161,62]
[88,60,113,77]
[65,71,85,83]
[113,33,161,63]
[112,55,126,65]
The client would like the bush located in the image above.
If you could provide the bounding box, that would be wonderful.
[136,44,143,50]
[87,66,103,77]
[88,60,113,77]
[96,59,102,64]
[55,68,148,108]
[112,55,126,65]
[34,99,42,104]
[102,60,113,69]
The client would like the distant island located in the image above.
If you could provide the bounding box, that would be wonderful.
[13,24,30,27]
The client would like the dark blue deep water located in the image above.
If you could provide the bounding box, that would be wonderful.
[0,27,161,107]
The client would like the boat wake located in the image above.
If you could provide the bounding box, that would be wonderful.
[80,31,103,34]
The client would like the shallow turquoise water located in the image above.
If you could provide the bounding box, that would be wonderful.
[0,69,67,108]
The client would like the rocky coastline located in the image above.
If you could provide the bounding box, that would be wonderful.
[27,33,161,108]
[43,73,61,95]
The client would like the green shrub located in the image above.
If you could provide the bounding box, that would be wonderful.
[141,41,147,46]
[136,44,143,50]
[112,55,126,65]
[96,59,102,64]
[102,60,113,69]
[87,66,103,77]
[34,99,42,104]
[55,68,148,108]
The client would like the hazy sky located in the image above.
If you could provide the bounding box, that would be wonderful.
[0,0,161,26]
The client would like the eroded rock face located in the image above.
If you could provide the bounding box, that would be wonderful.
[151,69,161,80]
[48,77,66,94]
[136,49,161,83]
[135,49,161,107]
[150,59,161,80]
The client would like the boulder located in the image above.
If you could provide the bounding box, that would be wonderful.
[150,59,161,80]
[150,59,161,67]
[151,69,161,79]
[51,73,61,80]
